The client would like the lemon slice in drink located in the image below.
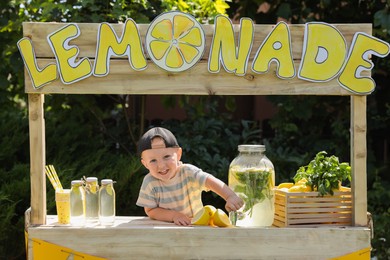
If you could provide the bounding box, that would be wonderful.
[146,11,205,72]
[191,205,216,225]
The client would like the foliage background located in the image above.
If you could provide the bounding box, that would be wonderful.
[1,0,389,259]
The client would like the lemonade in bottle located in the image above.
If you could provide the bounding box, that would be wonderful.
[85,177,99,222]
[70,180,86,225]
[99,179,115,225]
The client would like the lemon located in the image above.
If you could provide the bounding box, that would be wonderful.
[302,184,312,192]
[191,205,216,225]
[212,209,231,227]
[145,11,205,72]
[288,184,312,192]
[277,182,294,189]
[296,178,308,184]
[288,185,305,192]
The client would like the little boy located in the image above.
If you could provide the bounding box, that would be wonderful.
[136,127,243,226]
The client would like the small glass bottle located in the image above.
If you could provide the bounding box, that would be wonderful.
[228,145,275,227]
[70,180,86,226]
[99,179,116,225]
[85,177,99,222]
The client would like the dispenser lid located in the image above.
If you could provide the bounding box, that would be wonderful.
[238,144,265,152]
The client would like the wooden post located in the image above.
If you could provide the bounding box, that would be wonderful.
[28,94,46,225]
[351,95,367,226]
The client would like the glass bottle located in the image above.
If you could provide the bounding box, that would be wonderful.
[70,180,86,226]
[228,145,275,227]
[85,177,99,222]
[99,179,116,225]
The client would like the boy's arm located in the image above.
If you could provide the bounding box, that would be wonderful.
[205,175,244,212]
[144,207,191,226]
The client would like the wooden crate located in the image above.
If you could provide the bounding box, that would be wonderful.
[273,187,352,227]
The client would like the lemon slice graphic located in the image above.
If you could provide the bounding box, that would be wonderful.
[146,11,205,72]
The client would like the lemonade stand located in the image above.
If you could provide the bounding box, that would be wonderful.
[20,11,390,259]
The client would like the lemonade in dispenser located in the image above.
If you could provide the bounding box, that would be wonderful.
[228,145,275,227]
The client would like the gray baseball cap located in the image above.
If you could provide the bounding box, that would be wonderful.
[137,127,180,156]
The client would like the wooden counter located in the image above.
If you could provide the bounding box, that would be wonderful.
[27,215,370,259]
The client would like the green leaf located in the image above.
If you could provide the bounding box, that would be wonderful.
[294,151,351,196]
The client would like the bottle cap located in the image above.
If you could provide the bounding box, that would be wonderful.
[71,180,83,185]
[86,177,98,183]
[101,179,113,185]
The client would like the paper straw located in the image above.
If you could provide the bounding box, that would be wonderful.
[45,165,63,191]
[49,165,63,191]
[45,166,58,190]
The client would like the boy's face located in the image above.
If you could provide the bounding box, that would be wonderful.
[141,137,182,181]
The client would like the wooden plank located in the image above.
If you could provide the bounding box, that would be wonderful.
[27,216,370,260]
[287,207,351,213]
[287,196,352,202]
[288,217,351,225]
[351,96,367,226]
[287,213,351,219]
[24,60,355,95]
[28,94,46,225]
[286,202,351,208]
[22,22,372,60]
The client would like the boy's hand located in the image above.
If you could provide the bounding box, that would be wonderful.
[172,212,191,226]
[225,194,244,212]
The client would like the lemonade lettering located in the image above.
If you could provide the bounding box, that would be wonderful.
[208,15,253,75]
[17,37,57,88]
[17,11,390,94]
[252,21,295,79]
[339,32,390,94]
[94,19,147,77]
[47,23,93,84]
[298,22,347,82]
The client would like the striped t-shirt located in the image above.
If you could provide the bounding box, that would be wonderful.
[136,163,211,217]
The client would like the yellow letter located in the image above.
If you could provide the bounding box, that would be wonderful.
[252,21,295,79]
[17,37,57,89]
[298,22,346,82]
[47,24,92,84]
[339,32,390,94]
[208,15,253,75]
[94,19,147,76]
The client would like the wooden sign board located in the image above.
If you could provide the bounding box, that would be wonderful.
[19,14,389,95]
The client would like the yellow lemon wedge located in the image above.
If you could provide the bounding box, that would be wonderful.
[146,11,205,72]
[277,182,294,189]
[212,209,231,227]
[191,205,216,226]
